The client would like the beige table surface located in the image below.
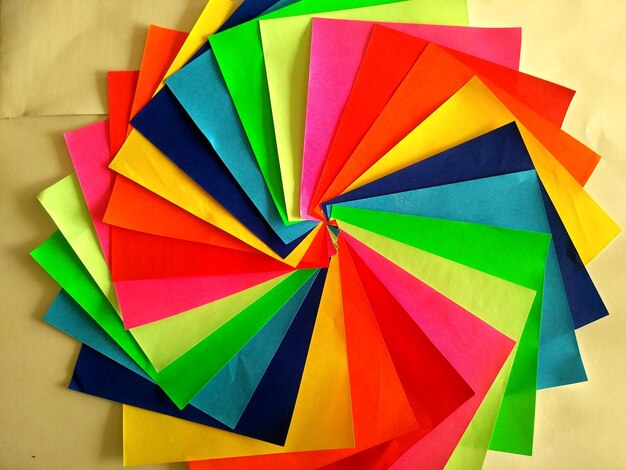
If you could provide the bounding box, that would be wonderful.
[1,0,624,468]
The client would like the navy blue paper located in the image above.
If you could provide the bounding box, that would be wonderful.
[325,122,607,328]
[69,269,326,445]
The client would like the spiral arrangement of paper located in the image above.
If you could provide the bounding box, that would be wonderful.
[31,0,620,468]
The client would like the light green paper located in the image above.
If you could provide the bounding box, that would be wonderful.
[260,0,470,221]
[36,173,287,371]
[38,175,119,311]
[209,0,427,223]
[31,230,316,408]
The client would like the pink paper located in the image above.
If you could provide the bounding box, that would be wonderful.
[64,120,289,328]
[344,233,515,468]
[65,121,114,262]
[114,270,290,329]
[300,19,522,219]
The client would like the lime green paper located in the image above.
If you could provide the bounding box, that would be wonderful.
[37,173,287,371]
[38,175,119,311]
[260,0,469,221]
[334,205,550,458]
[209,0,429,223]
[31,230,315,408]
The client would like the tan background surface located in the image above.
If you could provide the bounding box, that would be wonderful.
[0,0,624,468]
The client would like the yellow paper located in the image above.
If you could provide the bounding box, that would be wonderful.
[122,256,354,465]
[260,0,469,222]
[157,0,240,91]
[350,77,620,264]
[108,131,314,266]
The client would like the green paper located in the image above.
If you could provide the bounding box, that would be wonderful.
[334,205,550,460]
[209,0,435,223]
[32,231,315,408]
[260,0,469,221]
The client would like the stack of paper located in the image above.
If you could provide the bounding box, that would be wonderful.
[31,0,619,468]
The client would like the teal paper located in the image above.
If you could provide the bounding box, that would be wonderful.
[166,51,317,241]
[335,170,586,389]
[44,290,151,381]
[191,272,315,427]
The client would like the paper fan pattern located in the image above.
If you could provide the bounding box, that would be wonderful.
[31,0,620,469]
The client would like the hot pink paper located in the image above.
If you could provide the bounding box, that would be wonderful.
[300,19,522,219]
[65,121,114,262]
[64,120,289,329]
[344,233,515,468]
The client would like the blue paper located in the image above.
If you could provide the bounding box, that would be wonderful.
[167,50,316,244]
[336,170,586,389]
[67,269,325,445]
[326,123,608,329]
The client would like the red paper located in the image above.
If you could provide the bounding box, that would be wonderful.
[107,71,138,156]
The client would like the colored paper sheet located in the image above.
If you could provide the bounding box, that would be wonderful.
[64,121,113,264]
[166,50,318,244]
[347,76,619,265]
[107,71,138,156]
[44,290,150,381]
[70,269,324,445]
[300,18,521,220]
[129,86,312,258]
[110,228,289,281]
[32,230,314,408]
[328,123,608,329]
[336,170,586,389]
[130,25,188,121]
[312,30,593,217]
[122,256,355,465]
[209,0,467,222]
[38,175,119,311]
[259,3,474,222]
[333,207,550,454]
